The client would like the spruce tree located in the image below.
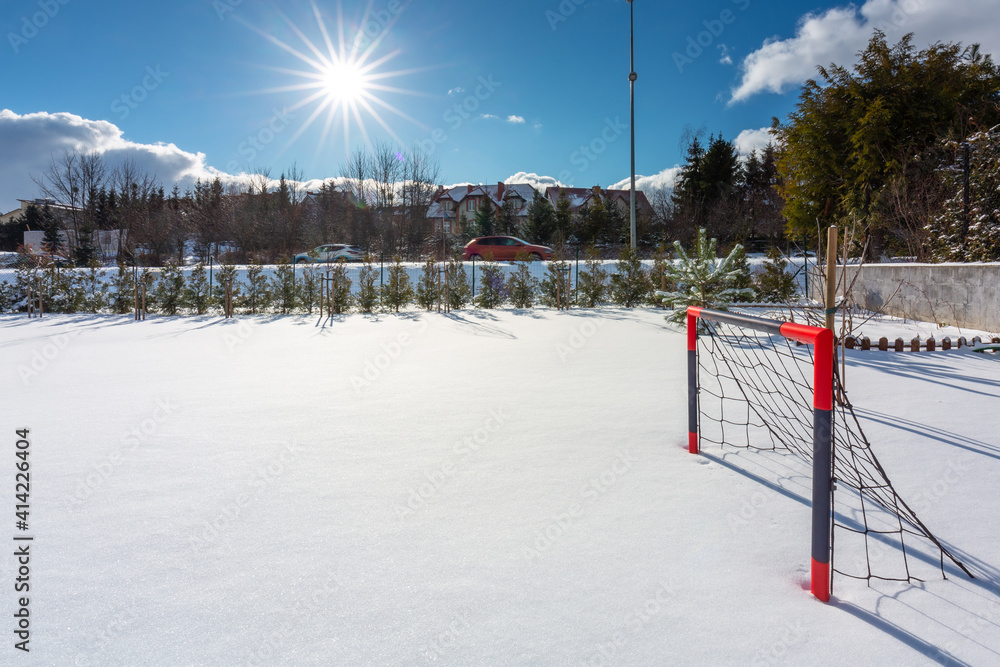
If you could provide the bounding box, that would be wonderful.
[184,263,212,315]
[446,256,472,309]
[416,258,440,311]
[506,254,538,309]
[356,256,380,313]
[476,258,505,309]
[154,262,186,315]
[610,246,651,307]
[473,198,496,237]
[576,247,609,307]
[657,228,755,325]
[539,256,572,308]
[81,259,108,313]
[240,259,272,314]
[326,260,354,314]
[755,247,797,303]
[269,258,298,314]
[109,263,137,314]
[522,191,556,244]
[380,256,414,313]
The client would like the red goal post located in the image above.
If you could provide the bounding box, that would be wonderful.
[687,306,835,602]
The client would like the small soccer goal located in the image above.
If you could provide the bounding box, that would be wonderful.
[686,306,973,602]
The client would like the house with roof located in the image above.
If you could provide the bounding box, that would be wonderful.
[543,186,654,218]
[427,182,538,235]
[0,198,83,226]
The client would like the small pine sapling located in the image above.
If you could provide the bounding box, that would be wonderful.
[610,246,651,307]
[657,228,755,325]
[81,259,109,313]
[507,253,538,309]
[446,256,472,309]
[356,255,380,313]
[416,258,440,311]
[576,247,609,308]
[216,264,240,316]
[154,262,186,315]
[755,247,797,303]
[476,257,506,309]
[269,258,298,314]
[184,262,212,315]
[298,265,320,313]
[240,259,272,314]
[380,256,414,313]
[327,260,354,314]
[109,263,137,314]
[539,256,572,308]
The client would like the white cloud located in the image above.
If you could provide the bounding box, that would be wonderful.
[503,172,567,194]
[731,0,1000,103]
[718,44,733,66]
[0,110,334,214]
[480,113,500,120]
[507,115,526,124]
[610,166,683,194]
[447,87,465,96]
[733,127,774,156]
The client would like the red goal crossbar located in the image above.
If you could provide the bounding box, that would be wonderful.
[687,306,835,602]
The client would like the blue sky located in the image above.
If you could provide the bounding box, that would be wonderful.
[2,0,999,212]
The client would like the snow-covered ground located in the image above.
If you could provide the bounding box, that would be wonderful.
[1,309,998,665]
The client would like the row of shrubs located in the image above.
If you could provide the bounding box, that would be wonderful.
[0,245,798,316]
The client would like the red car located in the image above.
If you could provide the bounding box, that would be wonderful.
[462,236,554,261]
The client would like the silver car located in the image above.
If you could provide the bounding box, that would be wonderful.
[294,244,365,264]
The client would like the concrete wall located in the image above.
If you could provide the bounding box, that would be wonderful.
[814,263,1000,333]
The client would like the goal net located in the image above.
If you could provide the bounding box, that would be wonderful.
[687,307,973,601]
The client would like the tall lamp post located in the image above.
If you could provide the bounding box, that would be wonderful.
[627,0,637,249]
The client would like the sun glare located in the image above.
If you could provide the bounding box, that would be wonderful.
[321,61,368,104]
[238,0,430,162]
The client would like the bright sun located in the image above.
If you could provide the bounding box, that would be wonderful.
[240,0,428,160]
[321,61,368,104]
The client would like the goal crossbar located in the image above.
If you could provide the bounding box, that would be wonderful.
[687,306,835,602]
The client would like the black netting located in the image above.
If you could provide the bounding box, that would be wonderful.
[697,318,972,591]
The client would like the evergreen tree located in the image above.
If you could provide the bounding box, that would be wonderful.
[326,260,354,315]
[610,246,651,307]
[539,256,572,308]
[416,258,440,310]
[554,190,572,246]
[154,262,186,315]
[380,256,414,312]
[657,228,755,325]
[925,126,1000,261]
[356,256,380,313]
[754,247,797,303]
[298,265,320,313]
[240,260,272,314]
[576,247,609,307]
[39,204,62,255]
[476,258,506,309]
[446,256,472,309]
[81,260,109,313]
[269,258,298,314]
[506,254,538,308]
[109,262,137,314]
[216,264,240,316]
[496,198,519,237]
[473,197,496,237]
[184,262,212,315]
[776,32,1000,255]
[522,192,556,244]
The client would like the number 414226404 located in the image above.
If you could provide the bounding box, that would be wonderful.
[16,429,30,531]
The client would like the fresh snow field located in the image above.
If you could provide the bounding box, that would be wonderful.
[1,308,998,665]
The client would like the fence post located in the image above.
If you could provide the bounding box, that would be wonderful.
[472,257,476,301]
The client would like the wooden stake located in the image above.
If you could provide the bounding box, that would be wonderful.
[825,225,838,333]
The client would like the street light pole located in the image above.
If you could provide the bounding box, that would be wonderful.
[628,0,637,250]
